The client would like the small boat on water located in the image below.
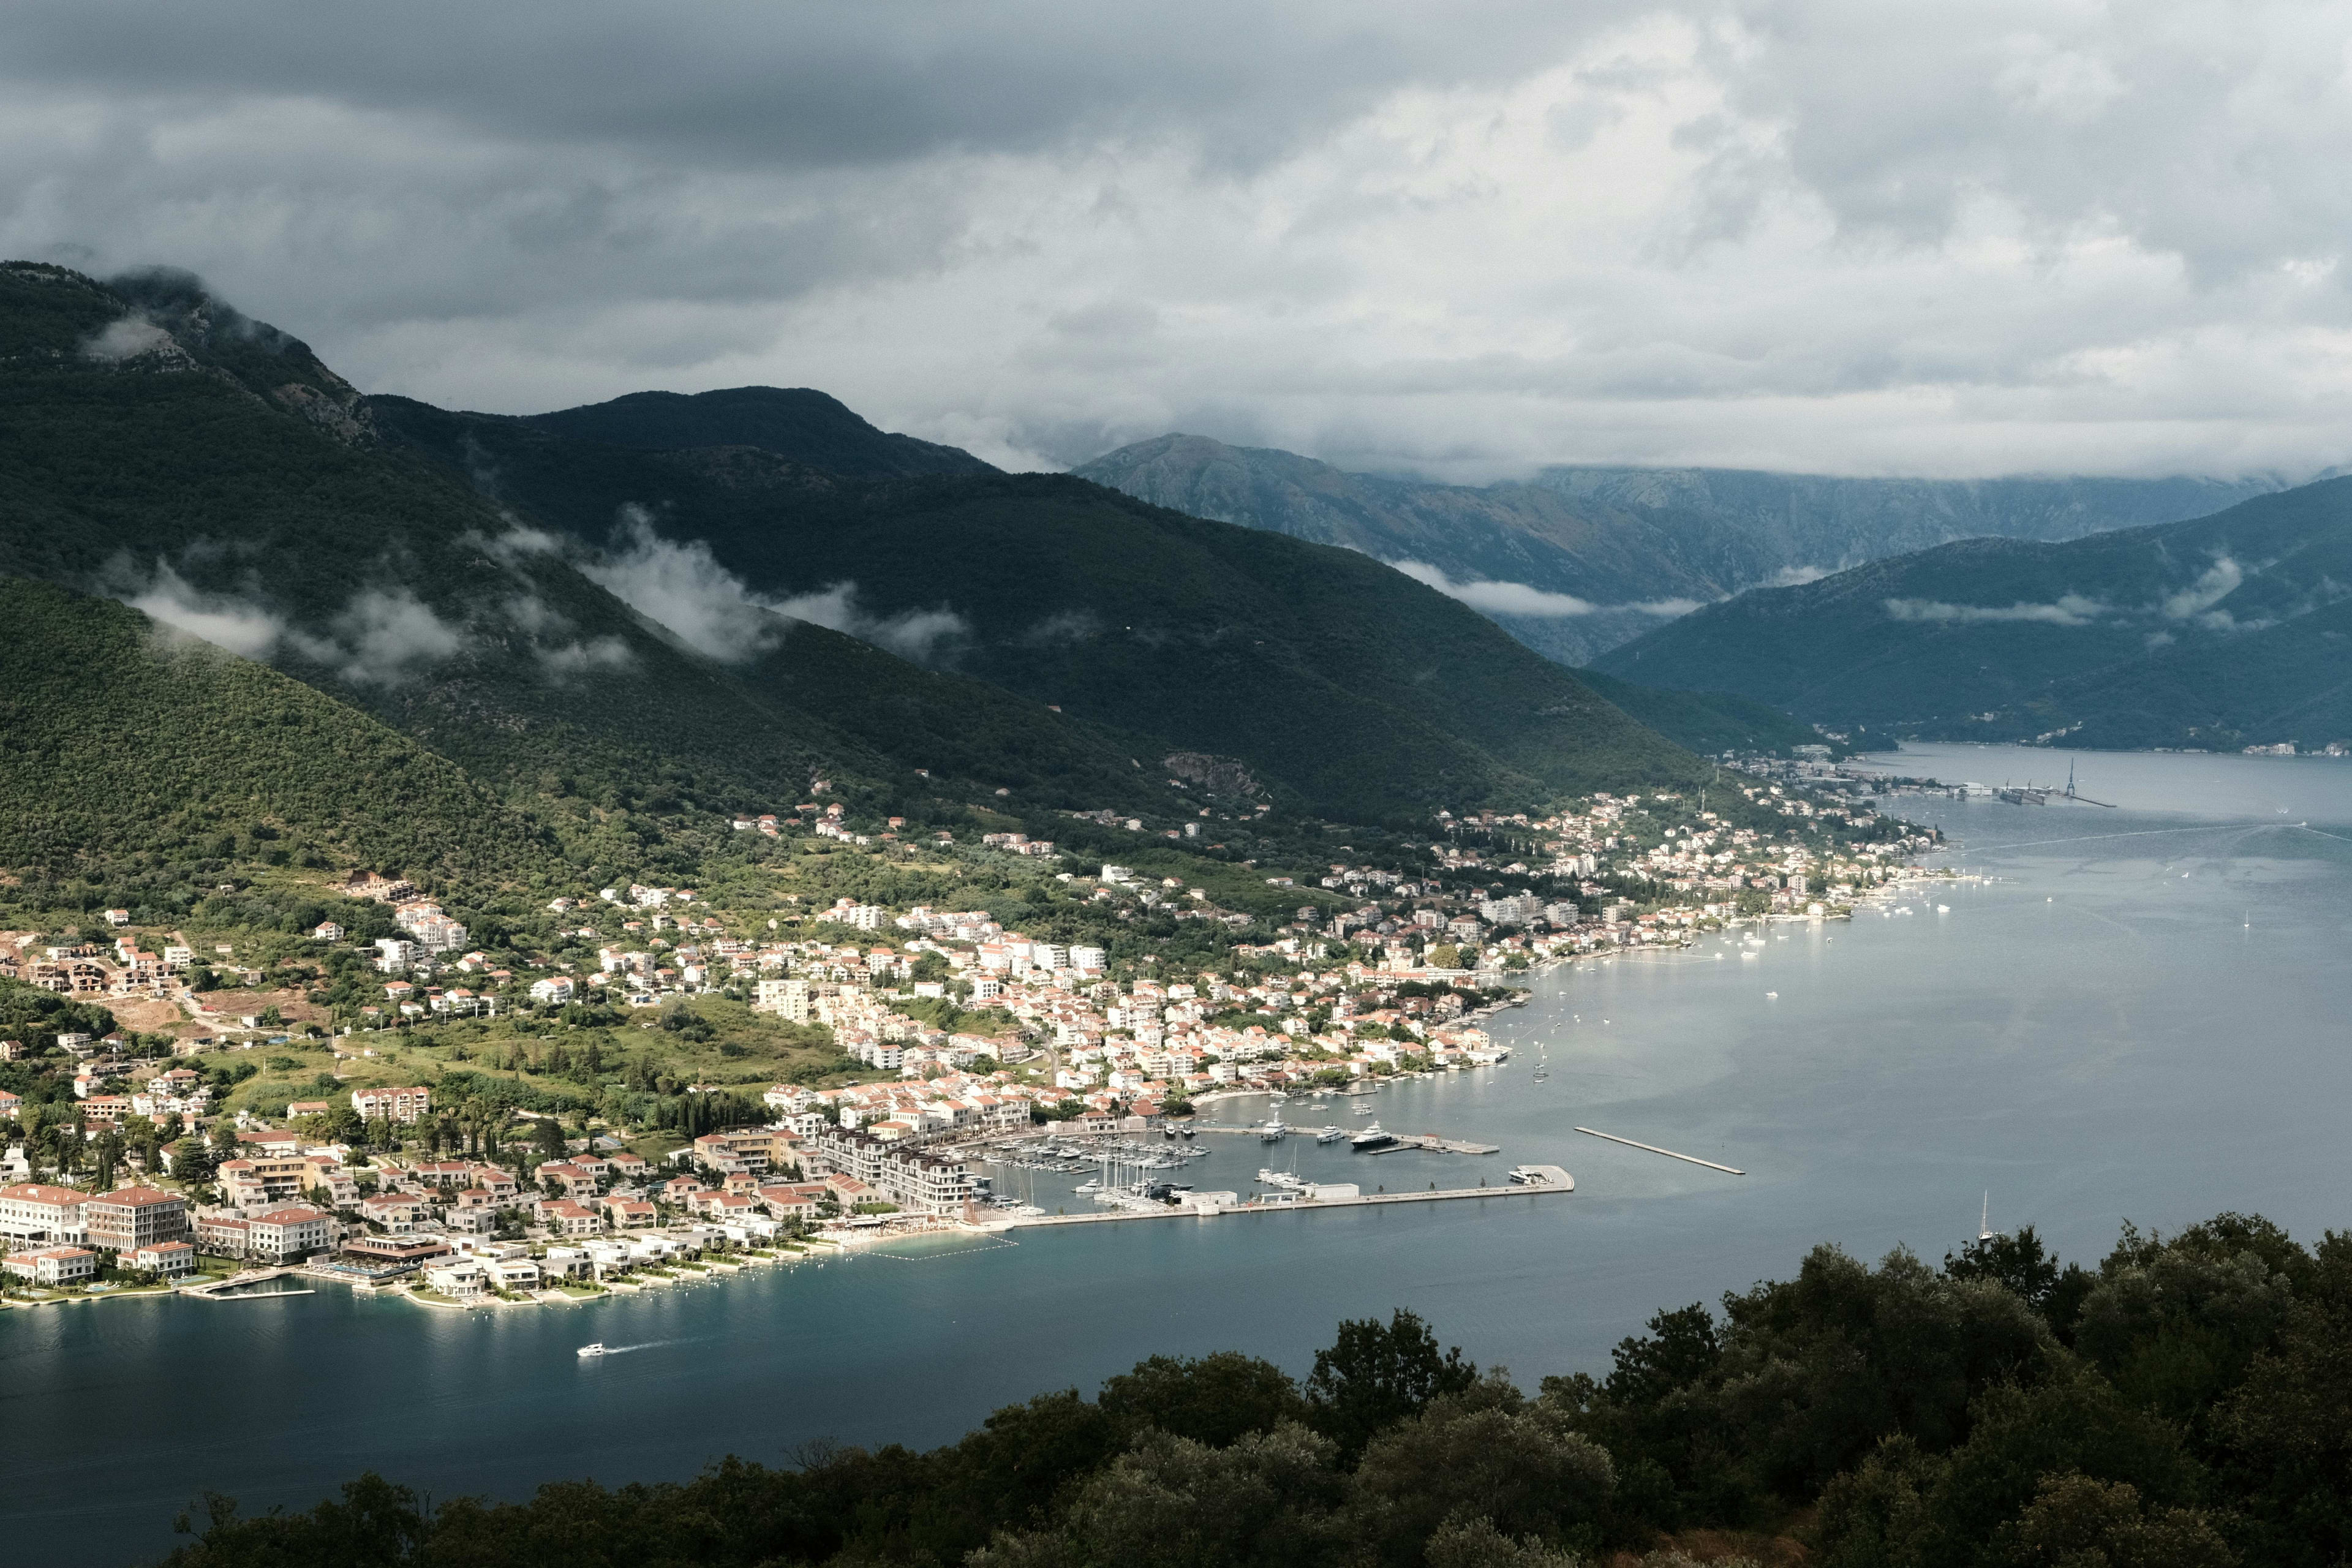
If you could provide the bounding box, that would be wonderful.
[576,1343,606,1358]
[1316,1126,1346,1144]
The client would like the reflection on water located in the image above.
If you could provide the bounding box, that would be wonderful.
[7,744,2350,1566]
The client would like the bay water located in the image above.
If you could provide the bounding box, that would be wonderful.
[7,744,2350,1565]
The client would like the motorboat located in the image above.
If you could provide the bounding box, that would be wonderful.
[1351,1123,1397,1152]
[576,1343,606,1358]
[1316,1126,1346,1144]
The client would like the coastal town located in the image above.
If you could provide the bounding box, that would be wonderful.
[0,774,1934,1308]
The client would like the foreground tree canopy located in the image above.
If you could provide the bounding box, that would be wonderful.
[158,1215,2351,1567]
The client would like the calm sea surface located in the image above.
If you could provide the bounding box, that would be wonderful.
[9,744,2351,1565]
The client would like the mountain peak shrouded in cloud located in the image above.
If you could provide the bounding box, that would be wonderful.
[7,2,2352,479]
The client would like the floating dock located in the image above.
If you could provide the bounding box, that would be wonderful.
[1358,1133,1501,1156]
[1191,1124,1498,1155]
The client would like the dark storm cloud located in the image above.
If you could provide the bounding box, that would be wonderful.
[3,1,2348,480]
[0,1,1612,172]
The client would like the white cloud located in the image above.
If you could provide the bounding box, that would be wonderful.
[123,560,284,656]
[303,587,467,684]
[535,635,635,677]
[1022,608,1104,645]
[1392,560,1598,616]
[582,507,790,662]
[473,524,564,565]
[1391,559,1698,619]
[1883,594,2105,626]
[2160,556,2243,619]
[81,313,172,362]
[587,506,970,665]
[771,581,972,666]
[113,559,468,681]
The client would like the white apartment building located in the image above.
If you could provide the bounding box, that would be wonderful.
[0,1183,86,1246]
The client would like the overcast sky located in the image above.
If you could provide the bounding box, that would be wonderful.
[8,0,2350,480]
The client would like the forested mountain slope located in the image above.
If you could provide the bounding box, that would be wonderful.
[0,578,558,893]
[1596,477,2352,750]
[0,262,1172,826]
[375,403,1706,820]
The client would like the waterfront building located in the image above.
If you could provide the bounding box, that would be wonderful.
[82,1186,189,1255]
[806,1127,973,1216]
[0,1183,86,1246]
[244,1206,333,1262]
[129,1240,195,1277]
[1,1246,96,1287]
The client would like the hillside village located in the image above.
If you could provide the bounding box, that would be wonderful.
[0,769,1931,1305]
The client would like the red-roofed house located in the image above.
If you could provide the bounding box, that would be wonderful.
[129,1240,196,1277]
[756,1183,826,1221]
[2,1246,96,1287]
[536,1198,601,1237]
[600,1197,657,1230]
[534,1162,596,1199]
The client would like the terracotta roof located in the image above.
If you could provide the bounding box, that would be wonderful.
[0,1183,85,1207]
[89,1186,182,1208]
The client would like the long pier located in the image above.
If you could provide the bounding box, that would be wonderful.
[1006,1167,1571,1228]
[1574,1127,1745,1176]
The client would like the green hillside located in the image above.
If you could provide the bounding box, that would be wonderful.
[1596,477,2352,751]
[0,263,867,807]
[0,260,1700,840]
[0,577,556,892]
[0,263,1184,831]
[1572,668,1847,759]
[373,400,1705,820]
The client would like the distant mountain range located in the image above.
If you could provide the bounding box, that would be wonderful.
[1074,434,2278,666]
[1594,478,2352,752]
